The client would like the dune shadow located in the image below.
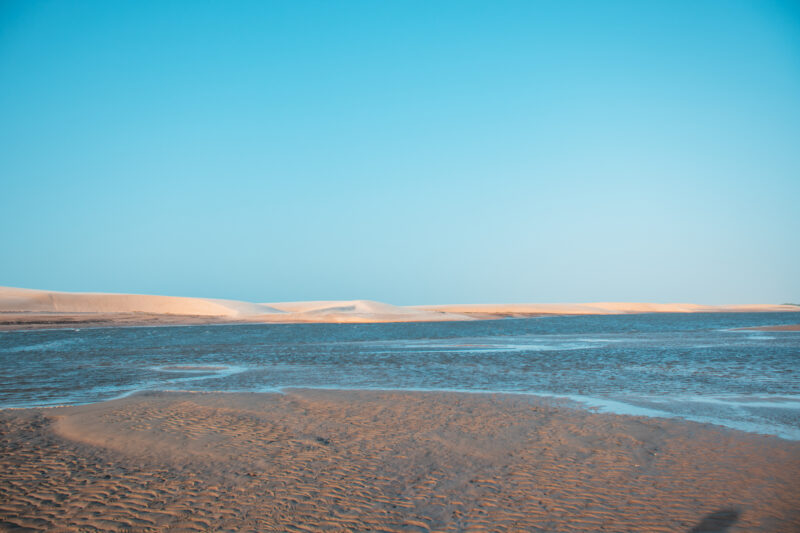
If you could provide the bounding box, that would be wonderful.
[689,508,740,532]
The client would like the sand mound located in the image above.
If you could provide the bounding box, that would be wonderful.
[0,287,283,317]
[417,302,800,317]
[267,300,471,323]
[2,286,797,330]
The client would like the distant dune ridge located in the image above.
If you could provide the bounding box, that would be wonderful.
[418,302,800,317]
[0,286,284,317]
[0,287,468,326]
[0,286,798,330]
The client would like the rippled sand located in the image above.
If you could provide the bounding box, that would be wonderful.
[1,390,798,532]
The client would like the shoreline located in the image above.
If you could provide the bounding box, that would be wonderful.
[3,309,800,332]
[735,324,800,332]
[1,389,798,531]
[4,385,799,442]
[2,287,799,331]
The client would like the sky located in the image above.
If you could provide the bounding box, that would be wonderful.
[1,1,799,305]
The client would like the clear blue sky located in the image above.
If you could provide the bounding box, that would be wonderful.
[1,1,798,305]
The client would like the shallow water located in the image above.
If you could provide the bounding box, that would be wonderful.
[1,312,799,438]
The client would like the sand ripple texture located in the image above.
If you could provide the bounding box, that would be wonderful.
[1,390,798,532]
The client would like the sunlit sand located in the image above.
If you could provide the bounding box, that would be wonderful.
[2,390,798,531]
[2,286,797,330]
[2,289,799,530]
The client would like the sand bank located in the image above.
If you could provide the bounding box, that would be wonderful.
[736,324,800,332]
[0,287,470,329]
[0,286,282,317]
[1,390,798,531]
[1,286,798,330]
[415,302,800,319]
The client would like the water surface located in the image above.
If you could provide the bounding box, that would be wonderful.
[1,312,799,439]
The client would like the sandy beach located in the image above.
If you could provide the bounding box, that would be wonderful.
[4,2,798,532]
[1,390,798,532]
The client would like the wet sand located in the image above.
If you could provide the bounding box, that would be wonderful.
[0,312,237,331]
[739,324,800,332]
[1,390,798,532]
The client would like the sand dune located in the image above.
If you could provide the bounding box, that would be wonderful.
[0,286,283,317]
[0,288,470,327]
[1,286,797,330]
[269,299,416,314]
[266,299,470,323]
[1,390,798,531]
[417,302,800,318]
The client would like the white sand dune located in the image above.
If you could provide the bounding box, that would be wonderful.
[416,302,800,316]
[266,300,470,323]
[0,287,283,317]
[0,288,466,324]
[1,286,797,329]
[268,300,403,314]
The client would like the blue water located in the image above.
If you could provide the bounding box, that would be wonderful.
[1,312,799,439]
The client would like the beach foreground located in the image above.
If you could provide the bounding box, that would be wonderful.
[1,390,798,532]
